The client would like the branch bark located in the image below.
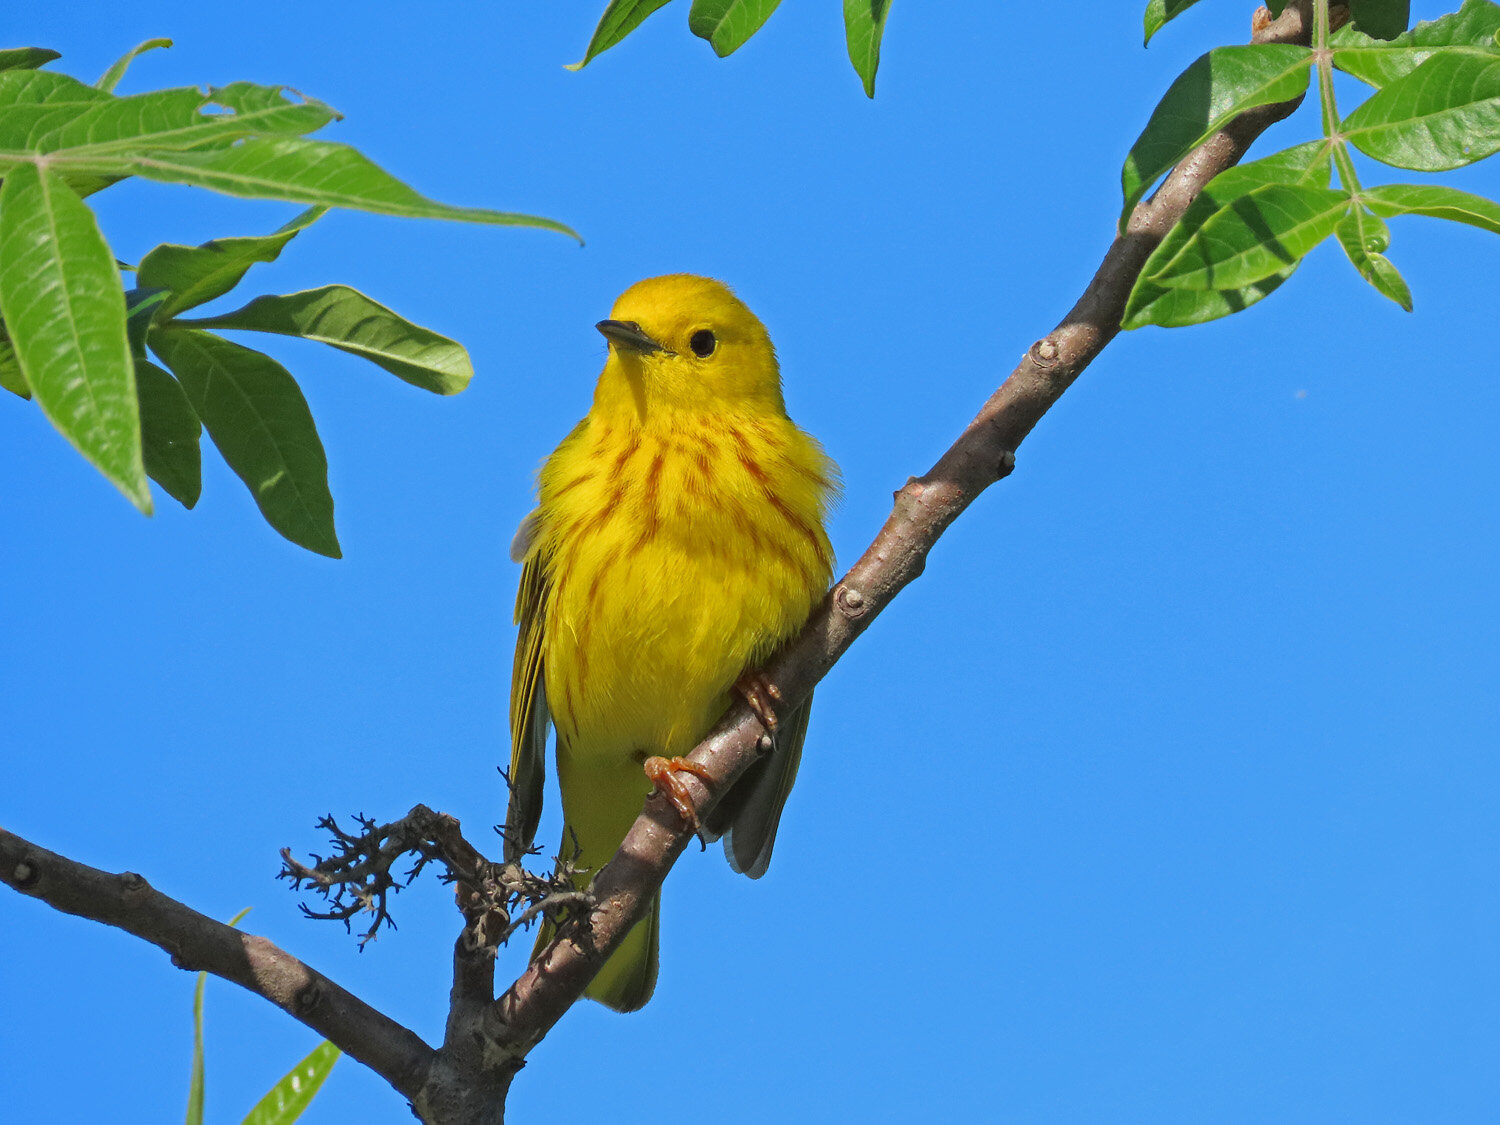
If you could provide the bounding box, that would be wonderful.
[487,0,1314,1068]
[0,826,435,1103]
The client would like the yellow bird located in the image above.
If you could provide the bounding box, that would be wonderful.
[506,274,838,1011]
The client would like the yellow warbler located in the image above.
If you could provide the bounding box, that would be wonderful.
[505,274,838,1011]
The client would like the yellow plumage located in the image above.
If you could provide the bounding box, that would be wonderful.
[506,274,837,1011]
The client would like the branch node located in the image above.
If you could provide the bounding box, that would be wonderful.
[1029,337,1060,368]
[118,871,148,897]
[295,981,325,1014]
[997,450,1017,478]
[10,859,37,889]
[833,583,868,618]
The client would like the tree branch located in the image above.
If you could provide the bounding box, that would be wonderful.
[0,825,435,1100]
[490,0,1314,1061]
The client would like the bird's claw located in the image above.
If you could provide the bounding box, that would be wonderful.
[735,671,782,733]
[643,756,714,833]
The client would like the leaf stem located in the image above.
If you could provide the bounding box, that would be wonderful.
[1315,0,1363,194]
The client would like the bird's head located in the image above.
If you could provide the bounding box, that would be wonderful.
[592,274,785,420]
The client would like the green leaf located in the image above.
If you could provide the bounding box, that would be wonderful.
[1210,138,1336,194]
[187,967,206,1125]
[0,70,335,165]
[567,0,677,69]
[184,285,471,395]
[1123,269,1294,329]
[1350,0,1411,41]
[0,47,61,72]
[136,358,202,508]
[238,1041,341,1125]
[689,0,782,57]
[1343,52,1500,170]
[1336,206,1412,308]
[1143,0,1206,46]
[24,84,337,159]
[0,161,149,511]
[96,38,173,93]
[78,137,579,238]
[138,207,325,319]
[1122,141,1332,329]
[185,909,250,1125]
[0,321,30,398]
[151,327,340,557]
[1149,182,1350,290]
[126,287,170,356]
[1362,181,1500,233]
[843,0,893,98]
[0,70,113,152]
[1120,44,1313,226]
[1334,0,1500,89]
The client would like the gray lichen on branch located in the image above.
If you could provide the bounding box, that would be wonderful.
[280,804,590,954]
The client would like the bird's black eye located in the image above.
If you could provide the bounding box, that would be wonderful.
[689,329,717,358]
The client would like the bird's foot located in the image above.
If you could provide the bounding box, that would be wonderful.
[643,756,714,833]
[734,671,781,733]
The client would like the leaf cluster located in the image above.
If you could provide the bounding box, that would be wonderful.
[0,42,575,554]
[570,0,894,98]
[1123,0,1500,328]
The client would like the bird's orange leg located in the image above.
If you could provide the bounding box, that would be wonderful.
[735,671,781,732]
[643,756,714,832]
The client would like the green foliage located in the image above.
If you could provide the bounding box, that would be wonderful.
[1350,0,1415,40]
[0,44,576,553]
[1341,52,1500,169]
[0,161,149,510]
[843,0,893,97]
[1264,0,1412,40]
[572,0,894,96]
[567,0,677,70]
[1144,0,1206,47]
[689,0,783,58]
[1122,142,1332,329]
[153,328,340,557]
[238,1042,341,1125]
[186,909,339,1125]
[1334,0,1500,87]
[0,47,60,72]
[137,207,325,319]
[182,286,472,396]
[96,38,173,93]
[1120,44,1314,225]
[1124,0,1500,327]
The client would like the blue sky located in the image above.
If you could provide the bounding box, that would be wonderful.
[4,3,1499,1122]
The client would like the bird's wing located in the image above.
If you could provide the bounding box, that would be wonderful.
[505,521,550,862]
[704,690,814,879]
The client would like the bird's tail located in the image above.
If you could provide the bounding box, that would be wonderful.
[530,892,660,1013]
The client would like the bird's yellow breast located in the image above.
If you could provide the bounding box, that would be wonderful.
[536,411,835,762]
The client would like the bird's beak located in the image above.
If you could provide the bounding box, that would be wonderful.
[596,319,666,355]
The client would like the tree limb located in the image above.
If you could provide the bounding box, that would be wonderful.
[489,0,1314,1063]
[0,825,435,1102]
